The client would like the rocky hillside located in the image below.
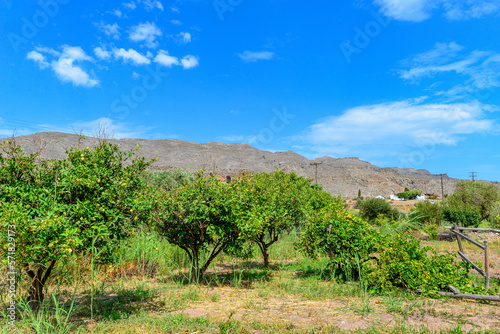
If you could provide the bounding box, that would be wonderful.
[7,132,498,198]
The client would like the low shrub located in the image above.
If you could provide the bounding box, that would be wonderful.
[410,201,442,225]
[396,190,422,200]
[442,207,480,227]
[297,207,385,281]
[357,198,402,222]
[363,236,487,295]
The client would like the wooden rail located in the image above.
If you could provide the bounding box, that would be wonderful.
[447,224,491,289]
[444,226,500,233]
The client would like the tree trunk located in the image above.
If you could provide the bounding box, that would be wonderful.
[262,245,270,268]
[26,261,55,312]
[256,233,278,268]
[27,270,44,312]
[189,251,201,283]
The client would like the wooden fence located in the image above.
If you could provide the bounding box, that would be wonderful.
[446,224,492,289]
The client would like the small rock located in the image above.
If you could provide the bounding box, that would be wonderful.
[435,232,455,242]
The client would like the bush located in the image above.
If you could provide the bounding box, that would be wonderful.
[442,207,480,227]
[297,206,384,281]
[357,198,401,222]
[363,236,486,295]
[410,201,442,225]
[396,190,422,200]
[142,169,193,192]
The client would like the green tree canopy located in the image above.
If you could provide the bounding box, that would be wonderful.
[0,139,154,309]
[154,172,243,281]
[446,180,500,221]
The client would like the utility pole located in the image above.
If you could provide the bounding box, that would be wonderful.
[440,174,444,199]
[469,172,477,182]
[310,162,322,184]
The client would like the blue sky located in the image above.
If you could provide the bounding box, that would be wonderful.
[1,0,499,181]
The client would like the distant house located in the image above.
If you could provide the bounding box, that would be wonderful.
[416,195,425,201]
[375,195,385,200]
[390,194,403,201]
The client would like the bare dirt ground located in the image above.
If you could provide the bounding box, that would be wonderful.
[165,284,500,332]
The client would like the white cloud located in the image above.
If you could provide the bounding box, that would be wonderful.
[443,0,500,20]
[181,55,199,69]
[34,117,159,139]
[27,45,99,88]
[94,47,111,60]
[237,51,275,63]
[73,117,159,139]
[374,0,435,22]
[61,45,92,62]
[374,0,500,22]
[132,72,141,79]
[399,42,500,94]
[109,9,122,17]
[123,1,137,10]
[113,48,151,65]
[95,21,121,40]
[34,45,60,57]
[300,99,496,159]
[26,51,49,69]
[129,22,162,48]
[141,0,163,11]
[171,7,180,13]
[154,50,179,67]
[177,32,191,44]
[123,0,163,11]
[171,19,182,25]
[52,58,99,87]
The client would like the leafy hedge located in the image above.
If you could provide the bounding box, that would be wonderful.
[396,190,422,200]
[442,207,481,227]
[363,236,485,295]
[299,202,492,295]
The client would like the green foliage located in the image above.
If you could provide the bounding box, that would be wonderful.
[141,169,193,192]
[410,201,443,225]
[357,198,402,223]
[154,172,242,281]
[478,220,493,229]
[363,236,487,295]
[378,215,423,237]
[235,171,309,266]
[396,190,422,200]
[423,224,438,240]
[446,180,500,221]
[235,170,335,267]
[442,207,480,227]
[297,207,384,281]
[487,201,500,226]
[0,138,154,305]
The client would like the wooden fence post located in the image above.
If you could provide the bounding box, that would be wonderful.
[485,240,490,289]
[454,223,463,253]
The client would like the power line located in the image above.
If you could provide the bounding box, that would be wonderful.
[469,172,477,182]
